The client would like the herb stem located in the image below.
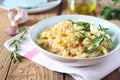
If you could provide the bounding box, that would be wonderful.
[10,28,27,63]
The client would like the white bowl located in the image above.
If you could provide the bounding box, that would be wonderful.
[29,15,120,66]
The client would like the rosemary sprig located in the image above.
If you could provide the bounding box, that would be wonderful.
[99,25,113,43]
[68,19,90,31]
[10,28,28,63]
[86,35,104,49]
[99,24,109,32]
[85,25,112,54]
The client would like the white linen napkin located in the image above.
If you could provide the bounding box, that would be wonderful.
[4,33,120,80]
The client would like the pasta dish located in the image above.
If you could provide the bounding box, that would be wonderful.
[37,19,113,58]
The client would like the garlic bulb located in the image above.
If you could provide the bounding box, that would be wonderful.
[8,8,28,26]
[5,8,28,36]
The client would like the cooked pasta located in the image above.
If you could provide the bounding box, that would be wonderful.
[37,19,113,58]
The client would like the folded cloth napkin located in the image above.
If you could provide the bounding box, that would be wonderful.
[4,33,120,80]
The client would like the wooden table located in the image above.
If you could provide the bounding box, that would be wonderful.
[0,0,120,80]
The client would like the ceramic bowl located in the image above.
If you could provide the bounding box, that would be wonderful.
[29,15,120,66]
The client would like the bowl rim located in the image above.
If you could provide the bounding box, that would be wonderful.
[29,14,120,60]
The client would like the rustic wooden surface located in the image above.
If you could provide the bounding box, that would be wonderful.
[0,0,120,80]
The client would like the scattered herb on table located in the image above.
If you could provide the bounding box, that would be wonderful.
[10,28,28,63]
[101,0,120,20]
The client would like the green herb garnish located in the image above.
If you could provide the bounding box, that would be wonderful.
[68,20,112,54]
[74,32,87,42]
[68,19,80,32]
[87,34,104,48]
[10,28,27,63]
[99,24,109,32]
[99,25,113,43]
[81,32,87,38]
[85,25,112,54]
[74,36,83,41]
[68,19,90,31]
[76,22,90,31]
[85,35,104,54]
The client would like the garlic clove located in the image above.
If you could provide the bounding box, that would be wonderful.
[4,26,17,36]
[8,9,18,26]
[14,8,28,24]
[90,24,99,34]
[8,8,28,26]
[8,9,17,21]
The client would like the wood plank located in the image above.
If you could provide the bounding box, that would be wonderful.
[6,58,64,80]
[5,5,64,80]
[0,9,12,80]
[65,74,74,80]
[102,69,120,80]
[61,0,71,15]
